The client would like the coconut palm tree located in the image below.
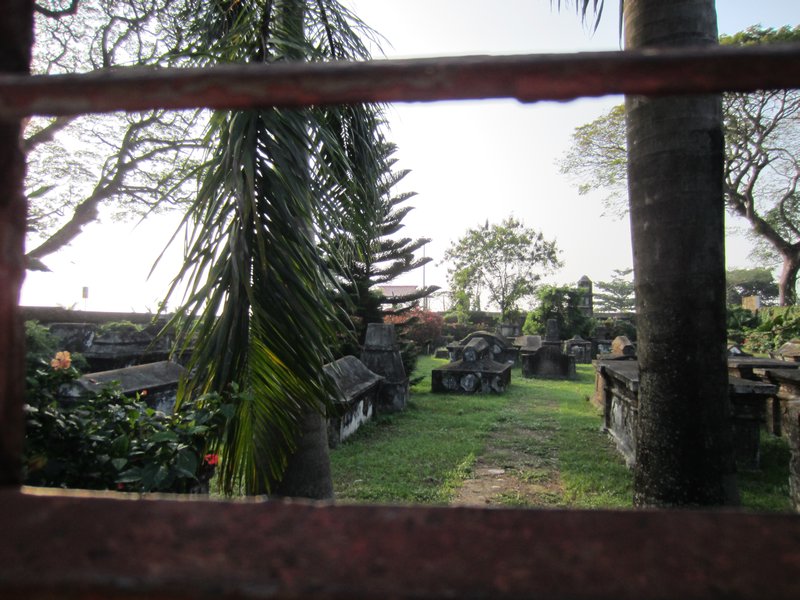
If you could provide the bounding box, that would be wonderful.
[569,0,738,506]
[164,0,385,497]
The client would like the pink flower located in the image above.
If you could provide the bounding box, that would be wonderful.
[50,351,71,370]
[203,453,219,466]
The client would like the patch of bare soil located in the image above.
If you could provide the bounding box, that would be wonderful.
[450,458,564,507]
[450,397,565,508]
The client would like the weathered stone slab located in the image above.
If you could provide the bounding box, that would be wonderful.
[752,366,800,437]
[62,360,186,413]
[727,356,799,380]
[596,361,778,470]
[360,323,409,413]
[323,355,382,448]
[447,331,516,364]
[728,376,777,470]
[785,402,800,511]
[431,358,511,394]
[776,339,800,362]
[513,335,542,351]
[563,335,592,364]
[521,345,576,380]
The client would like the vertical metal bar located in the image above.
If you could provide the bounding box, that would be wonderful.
[0,0,33,486]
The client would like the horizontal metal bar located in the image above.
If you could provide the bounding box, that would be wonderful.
[2,44,800,118]
[1,489,799,599]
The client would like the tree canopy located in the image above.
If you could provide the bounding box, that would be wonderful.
[593,268,635,313]
[25,0,206,270]
[443,217,561,323]
[560,25,800,305]
[726,267,779,306]
[524,285,593,339]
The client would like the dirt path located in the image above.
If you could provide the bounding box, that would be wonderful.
[450,394,565,508]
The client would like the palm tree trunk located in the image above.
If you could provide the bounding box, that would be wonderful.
[265,0,334,500]
[625,0,739,506]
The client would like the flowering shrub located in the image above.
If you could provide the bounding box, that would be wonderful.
[23,333,230,493]
[385,307,445,349]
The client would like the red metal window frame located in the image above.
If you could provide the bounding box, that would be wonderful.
[1,2,800,597]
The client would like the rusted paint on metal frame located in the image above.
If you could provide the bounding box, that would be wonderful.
[2,3,800,598]
[0,44,799,118]
[0,0,32,487]
[1,488,799,599]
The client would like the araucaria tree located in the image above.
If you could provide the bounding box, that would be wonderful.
[327,140,438,344]
[561,25,800,305]
[594,268,636,313]
[443,217,561,323]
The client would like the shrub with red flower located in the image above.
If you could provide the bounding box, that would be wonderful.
[385,307,444,348]
[204,453,219,466]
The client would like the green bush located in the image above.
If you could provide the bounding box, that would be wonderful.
[742,306,800,354]
[23,324,229,493]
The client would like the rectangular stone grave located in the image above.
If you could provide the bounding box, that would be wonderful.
[323,355,383,448]
[753,367,800,436]
[62,360,186,414]
[431,337,511,394]
[521,345,576,380]
[595,360,777,470]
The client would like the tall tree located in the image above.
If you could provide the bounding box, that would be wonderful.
[561,26,800,305]
[594,268,635,313]
[624,0,737,506]
[25,0,207,270]
[443,217,561,323]
[526,285,594,339]
[327,140,438,347]
[165,0,384,497]
[726,267,779,306]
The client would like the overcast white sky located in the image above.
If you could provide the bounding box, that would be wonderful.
[21,0,800,312]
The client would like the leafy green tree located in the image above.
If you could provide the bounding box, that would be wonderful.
[25,0,206,270]
[443,217,561,323]
[561,25,800,306]
[594,268,635,313]
[726,267,779,306]
[164,0,386,497]
[560,104,628,217]
[524,285,594,339]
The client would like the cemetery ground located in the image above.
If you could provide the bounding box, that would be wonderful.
[329,356,792,510]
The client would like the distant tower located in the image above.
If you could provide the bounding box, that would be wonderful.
[577,275,593,317]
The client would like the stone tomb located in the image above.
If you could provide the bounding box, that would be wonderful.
[61,360,187,413]
[360,323,409,413]
[595,359,777,470]
[521,345,576,380]
[562,335,592,364]
[432,336,512,394]
[48,321,175,371]
[446,331,517,365]
[738,366,800,509]
[775,339,800,363]
[323,355,383,448]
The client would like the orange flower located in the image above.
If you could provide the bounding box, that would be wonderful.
[50,351,72,370]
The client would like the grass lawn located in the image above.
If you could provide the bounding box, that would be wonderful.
[330,355,793,510]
